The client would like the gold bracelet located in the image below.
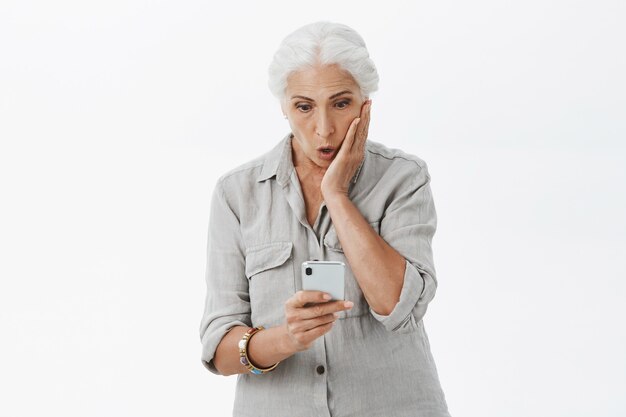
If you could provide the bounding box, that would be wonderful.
[238,326,280,374]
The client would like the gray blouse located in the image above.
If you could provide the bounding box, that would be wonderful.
[199,133,451,417]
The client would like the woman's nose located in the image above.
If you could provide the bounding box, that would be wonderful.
[315,111,334,138]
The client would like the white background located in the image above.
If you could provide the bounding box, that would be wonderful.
[1,1,624,416]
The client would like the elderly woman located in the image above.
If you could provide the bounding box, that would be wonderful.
[200,21,451,417]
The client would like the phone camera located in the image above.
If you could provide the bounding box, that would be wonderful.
[305,267,312,276]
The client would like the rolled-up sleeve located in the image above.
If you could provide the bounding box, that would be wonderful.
[369,161,438,333]
[199,179,251,374]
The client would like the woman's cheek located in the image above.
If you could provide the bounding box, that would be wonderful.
[342,116,357,135]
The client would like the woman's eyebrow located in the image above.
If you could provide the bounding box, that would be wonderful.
[290,90,354,101]
[329,90,353,99]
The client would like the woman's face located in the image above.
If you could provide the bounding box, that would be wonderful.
[282,64,365,170]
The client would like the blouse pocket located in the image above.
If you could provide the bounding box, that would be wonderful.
[245,241,294,328]
[323,221,381,318]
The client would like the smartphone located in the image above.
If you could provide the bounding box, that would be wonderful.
[301,261,345,301]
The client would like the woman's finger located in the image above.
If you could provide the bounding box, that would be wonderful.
[358,100,371,150]
[296,300,353,320]
[285,311,339,350]
[288,313,337,333]
[363,100,371,139]
[285,290,331,309]
[302,321,335,338]
[298,321,335,346]
[342,117,361,154]
[352,100,371,152]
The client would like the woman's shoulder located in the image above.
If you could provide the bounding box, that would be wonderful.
[365,139,429,174]
[215,136,287,188]
[216,155,266,185]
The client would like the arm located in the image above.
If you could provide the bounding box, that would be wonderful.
[199,179,250,375]
[215,290,353,375]
[322,100,404,316]
[324,194,405,315]
[212,325,295,376]
[321,100,438,333]
[325,163,438,332]
[367,163,438,332]
[200,181,294,375]
[199,179,352,375]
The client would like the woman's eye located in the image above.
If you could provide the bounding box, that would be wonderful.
[296,104,312,112]
[335,100,350,109]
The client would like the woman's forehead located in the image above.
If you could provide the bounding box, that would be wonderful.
[286,64,359,100]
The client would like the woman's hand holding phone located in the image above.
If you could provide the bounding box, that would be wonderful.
[283,291,353,352]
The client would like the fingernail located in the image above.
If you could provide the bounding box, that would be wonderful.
[344,301,354,309]
[323,293,332,300]
[333,312,340,318]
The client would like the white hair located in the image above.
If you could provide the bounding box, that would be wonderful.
[268,21,379,101]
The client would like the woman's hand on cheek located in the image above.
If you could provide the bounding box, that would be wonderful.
[321,99,371,201]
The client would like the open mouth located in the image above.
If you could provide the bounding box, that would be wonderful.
[317,146,336,160]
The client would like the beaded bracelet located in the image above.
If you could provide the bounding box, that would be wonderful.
[238,326,280,375]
